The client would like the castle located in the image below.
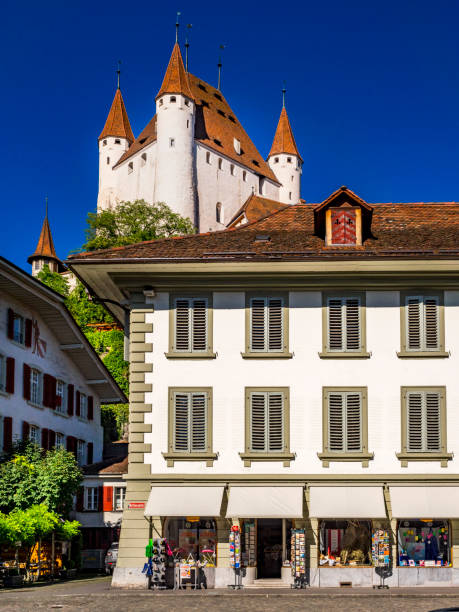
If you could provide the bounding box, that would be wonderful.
[97,42,302,232]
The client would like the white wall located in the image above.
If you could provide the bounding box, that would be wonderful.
[143,290,459,476]
[97,136,130,210]
[74,476,126,528]
[0,291,103,461]
[268,153,302,204]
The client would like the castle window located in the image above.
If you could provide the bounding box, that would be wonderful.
[259,178,263,195]
[102,140,107,146]
[159,99,163,106]
[185,99,190,106]
[274,157,279,164]
[243,171,247,182]
[217,109,226,117]
[287,157,292,163]
[141,153,147,166]
[291,176,294,182]
[218,158,223,170]
[228,115,236,123]
[198,83,207,92]
[297,160,301,168]
[128,162,133,174]
[230,164,235,176]
[216,202,223,224]
[233,138,241,154]
[115,139,121,144]
[106,157,110,165]
[170,138,175,148]
[170,96,176,103]
[289,192,292,200]
[206,152,211,164]
[187,120,189,128]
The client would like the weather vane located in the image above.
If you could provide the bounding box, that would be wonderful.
[185,23,192,72]
[176,11,181,43]
[218,44,226,91]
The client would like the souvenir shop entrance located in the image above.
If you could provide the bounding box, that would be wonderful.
[257,519,283,578]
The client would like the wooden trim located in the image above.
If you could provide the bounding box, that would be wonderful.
[244,292,290,355]
[168,292,214,357]
[399,290,446,355]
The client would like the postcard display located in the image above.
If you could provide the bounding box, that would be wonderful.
[290,529,307,588]
[228,526,243,589]
[243,522,256,567]
[143,538,167,589]
[371,529,390,589]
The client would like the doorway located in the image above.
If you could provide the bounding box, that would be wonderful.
[257,519,282,578]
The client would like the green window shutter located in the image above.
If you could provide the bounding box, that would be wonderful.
[267,299,283,352]
[250,299,266,351]
[424,298,440,350]
[175,299,191,351]
[425,392,441,451]
[191,299,207,352]
[407,391,441,452]
[345,393,362,452]
[190,393,207,451]
[174,393,190,451]
[328,392,362,452]
[268,392,284,451]
[328,393,344,451]
[250,393,267,451]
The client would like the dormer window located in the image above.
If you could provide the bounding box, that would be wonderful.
[170,96,176,103]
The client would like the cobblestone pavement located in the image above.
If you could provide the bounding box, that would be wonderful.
[2,577,459,612]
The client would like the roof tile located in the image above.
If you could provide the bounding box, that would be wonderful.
[99,88,134,143]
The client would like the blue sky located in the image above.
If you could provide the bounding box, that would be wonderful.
[3,0,459,270]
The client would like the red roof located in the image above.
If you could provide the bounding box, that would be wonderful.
[268,107,302,161]
[28,214,60,263]
[156,42,194,101]
[227,194,289,228]
[99,88,134,143]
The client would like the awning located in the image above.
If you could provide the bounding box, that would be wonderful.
[144,486,224,517]
[308,486,386,518]
[390,486,459,518]
[226,486,304,518]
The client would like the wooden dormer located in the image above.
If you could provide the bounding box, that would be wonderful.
[314,186,374,247]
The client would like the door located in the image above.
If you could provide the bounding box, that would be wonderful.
[257,519,282,578]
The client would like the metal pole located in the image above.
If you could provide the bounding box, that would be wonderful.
[282,519,287,562]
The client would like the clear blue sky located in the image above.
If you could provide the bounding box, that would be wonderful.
[3,0,459,270]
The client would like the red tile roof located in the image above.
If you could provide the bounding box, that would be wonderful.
[67,190,459,264]
[268,107,302,161]
[227,194,289,228]
[28,214,60,263]
[156,42,194,101]
[99,88,134,143]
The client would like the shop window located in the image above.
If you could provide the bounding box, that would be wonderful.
[322,293,368,357]
[165,518,216,566]
[398,520,450,567]
[319,520,372,567]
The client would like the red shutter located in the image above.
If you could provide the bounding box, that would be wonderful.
[50,376,57,409]
[48,429,56,450]
[75,391,81,417]
[23,364,31,400]
[88,396,94,420]
[22,421,30,441]
[98,486,104,511]
[87,442,93,465]
[5,358,15,394]
[7,309,14,340]
[103,486,113,512]
[41,428,49,450]
[331,208,357,245]
[25,319,32,348]
[43,374,50,407]
[67,384,74,416]
[76,486,84,512]
[3,417,12,451]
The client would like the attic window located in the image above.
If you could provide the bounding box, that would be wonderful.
[217,109,226,117]
[255,234,270,242]
[287,157,292,163]
[206,152,211,164]
[170,96,176,103]
[102,140,107,146]
[213,138,222,147]
[218,158,223,170]
[252,160,260,167]
[214,92,223,101]
[201,100,210,108]
[198,83,207,92]
[274,157,279,164]
[139,137,147,144]
[128,162,133,174]
[329,208,358,246]
[228,116,236,123]
[233,138,241,154]
[115,139,121,144]
[243,171,247,182]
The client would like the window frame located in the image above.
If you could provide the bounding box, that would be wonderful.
[55,432,65,449]
[166,293,216,359]
[13,313,25,345]
[163,387,217,466]
[240,387,293,466]
[77,440,86,465]
[397,386,451,466]
[398,291,447,358]
[114,486,126,511]
[79,393,88,420]
[29,424,40,445]
[320,291,369,358]
[318,386,373,467]
[84,486,99,511]
[30,367,43,406]
[55,380,66,414]
[242,292,292,359]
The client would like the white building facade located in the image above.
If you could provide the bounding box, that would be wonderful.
[69,187,459,588]
[0,257,126,462]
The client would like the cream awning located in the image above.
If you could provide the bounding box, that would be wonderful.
[308,486,386,518]
[226,486,304,518]
[389,486,459,518]
[144,486,224,517]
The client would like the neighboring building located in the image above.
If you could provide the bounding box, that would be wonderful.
[68,186,459,588]
[0,256,126,462]
[75,441,128,569]
[28,208,65,278]
[96,43,302,232]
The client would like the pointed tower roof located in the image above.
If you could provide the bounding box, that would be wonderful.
[156,43,194,101]
[99,88,134,143]
[268,107,302,161]
[28,211,60,264]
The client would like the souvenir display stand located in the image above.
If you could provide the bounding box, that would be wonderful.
[290,529,307,588]
[243,522,256,567]
[143,538,167,589]
[228,526,243,589]
[372,529,390,589]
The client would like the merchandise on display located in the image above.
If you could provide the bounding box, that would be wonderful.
[142,538,168,589]
[290,529,307,588]
[243,522,256,567]
[398,520,450,567]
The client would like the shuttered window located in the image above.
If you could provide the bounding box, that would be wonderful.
[327,391,362,453]
[249,391,285,452]
[173,391,209,453]
[406,391,441,452]
[250,297,284,352]
[405,296,440,351]
[174,298,208,352]
[327,297,361,352]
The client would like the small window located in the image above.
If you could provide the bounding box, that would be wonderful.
[214,92,223,101]
[249,296,285,353]
[128,162,133,174]
[297,160,301,168]
[228,115,236,123]
[139,137,147,144]
[206,152,211,164]
[171,390,210,453]
[230,164,235,176]
[217,109,226,117]
[30,369,41,405]
[291,175,294,182]
[170,138,175,148]
[233,138,241,154]
[198,83,207,92]
[77,440,85,465]
[13,314,24,344]
[141,153,147,166]
[80,394,88,420]
[253,160,260,167]
[218,158,223,170]
[106,157,110,165]
[259,177,263,194]
[84,486,99,511]
[289,192,292,200]
[287,157,292,163]
[114,487,126,511]
[159,99,163,106]
[56,380,66,414]
[274,157,279,164]
[55,432,65,449]
[29,424,40,445]
[201,100,209,108]
[213,138,222,147]
[243,171,247,182]
[216,202,223,224]
[102,140,107,146]
[115,139,121,144]
[170,96,176,103]
[185,99,190,106]
[186,119,189,128]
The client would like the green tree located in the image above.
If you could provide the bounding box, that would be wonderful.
[65,281,113,332]
[82,199,195,251]
[37,264,70,296]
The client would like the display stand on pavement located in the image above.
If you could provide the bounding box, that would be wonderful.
[228,526,244,589]
[290,529,307,588]
[372,529,390,589]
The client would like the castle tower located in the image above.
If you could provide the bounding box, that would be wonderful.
[28,204,63,277]
[153,43,196,226]
[97,85,134,211]
[267,100,302,204]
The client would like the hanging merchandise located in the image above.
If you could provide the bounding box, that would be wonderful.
[290,529,307,589]
[228,526,243,589]
[371,529,390,590]
[142,538,168,589]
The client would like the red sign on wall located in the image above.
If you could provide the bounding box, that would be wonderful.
[128,502,145,509]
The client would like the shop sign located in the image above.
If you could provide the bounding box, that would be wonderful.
[186,516,200,522]
[128,502,145,509]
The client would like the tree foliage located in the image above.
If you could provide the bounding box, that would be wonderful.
[82,199,195,251]
[65,281,113,332]
[37,264,70,296]
[0,444,82,517]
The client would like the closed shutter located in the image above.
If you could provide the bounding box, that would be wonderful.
[76,487,84,512]
[7,308,14,340]
[175,299,190,351]
[173,392,208,452]
[75,391,81,417]
[5,357,15,394]
[331,208,357,245]
[250,392,284,452]
[49,376,57,409]
[41,428,49,450]
[43,374,51,407]
[3,416,12,451]
[328,392,362,452]
[87,442,93,464]
[406,296,440,351]
[327,297,361,352]
[23,364,31,400]
[67,384,74,416]
[191,393,207,451]
[174,393,189,451]
[87,396,94,420]
[250,297,284,352]
[407,391,441,452]
[103,486,113,511]
[406,298,421,350]
[192,300,207,351]
[424,298,440,350]
[22,421,30,441]
[25,319,32,348]
[175,298,208,352]
[48,430,56,450]
[98,486,104,511]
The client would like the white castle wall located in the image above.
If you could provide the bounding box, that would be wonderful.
[268,153,302,204]
[143,290,459,476]
[97,136,130,210]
